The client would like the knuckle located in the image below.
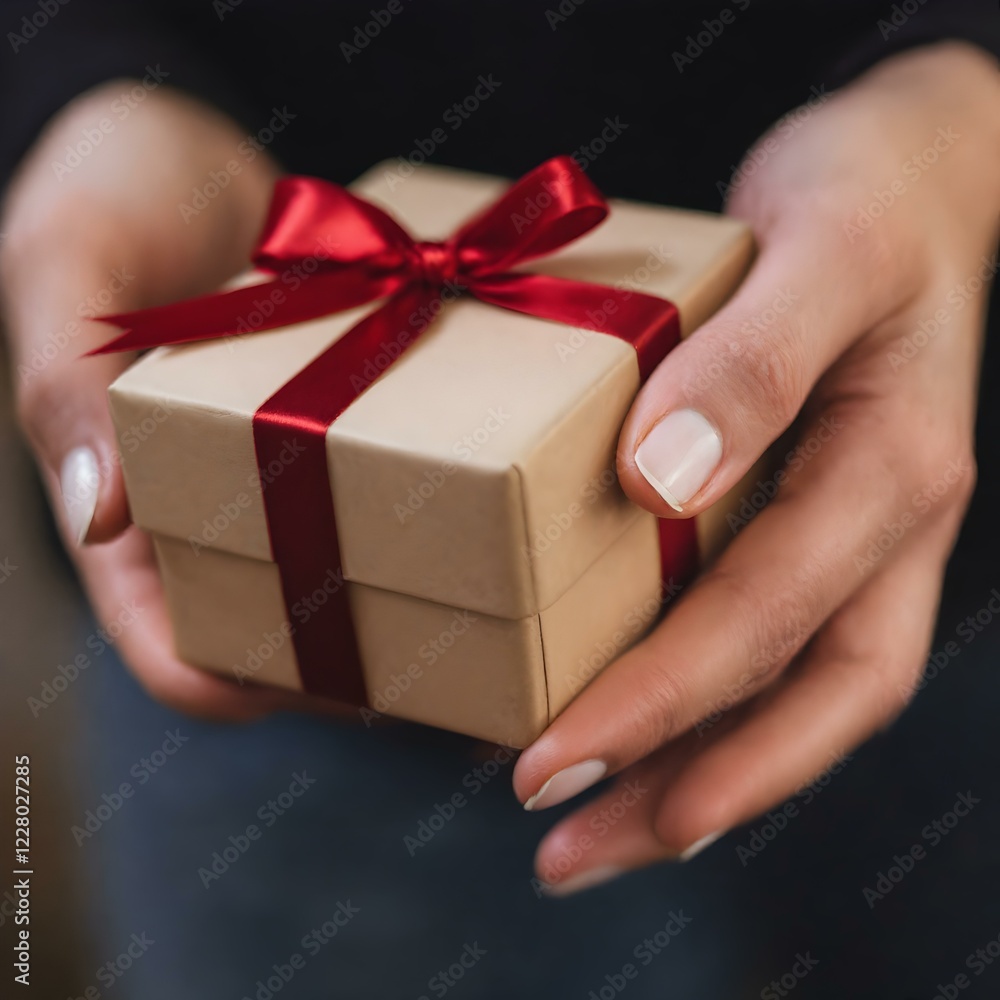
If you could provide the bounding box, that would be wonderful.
[15,369,82,462]
[950,448,978,507]
[904,431,977,521]
[15,372,58,443]
[826,633,923,729]
[891,670,921,717]
[695,565,818,679]
[628,653,694,752]
[731,329,808,432]
[869,655,921,727]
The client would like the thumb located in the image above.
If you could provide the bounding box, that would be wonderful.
[12,313,133,547]
[617,234,876,517]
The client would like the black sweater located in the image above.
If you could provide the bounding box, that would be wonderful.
[0,0,997,206]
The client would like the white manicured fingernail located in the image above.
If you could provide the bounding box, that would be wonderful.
[634,409,722,511]
[523,759,607,811]
[679,829,724,862]
[544,865,623,898]
[60,446,100,544]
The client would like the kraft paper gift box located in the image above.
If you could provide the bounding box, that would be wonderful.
[108,161,756,748]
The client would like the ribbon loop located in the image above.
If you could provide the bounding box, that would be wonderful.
[452,155,609,276]
[253,175,415,273]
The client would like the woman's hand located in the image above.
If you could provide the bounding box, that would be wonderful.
[1,81,325,719]
[513,42,1000,894]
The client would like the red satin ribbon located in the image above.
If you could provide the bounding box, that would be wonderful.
[94,156,697,703]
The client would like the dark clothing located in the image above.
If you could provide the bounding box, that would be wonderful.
[1,0,998,207]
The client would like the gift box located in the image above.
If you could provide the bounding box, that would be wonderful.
[106,159,756,747]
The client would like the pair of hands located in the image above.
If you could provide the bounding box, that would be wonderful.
[3,43,998,893]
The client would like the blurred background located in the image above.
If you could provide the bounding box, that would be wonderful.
[2,282,999,999]
[0,344,93,995]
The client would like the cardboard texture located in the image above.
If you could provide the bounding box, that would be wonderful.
[109,161,756,746]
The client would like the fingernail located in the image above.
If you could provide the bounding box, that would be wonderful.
[544,865,623,898]
[523,759,607,811]
[679,829,724,862]
[634,409,722,511]
[60,446,100,545]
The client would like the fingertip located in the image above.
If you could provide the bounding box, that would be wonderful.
[139,661,281,723]
[512,735,561,805]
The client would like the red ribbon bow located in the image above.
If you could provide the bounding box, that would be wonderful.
[95,156,695,704]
